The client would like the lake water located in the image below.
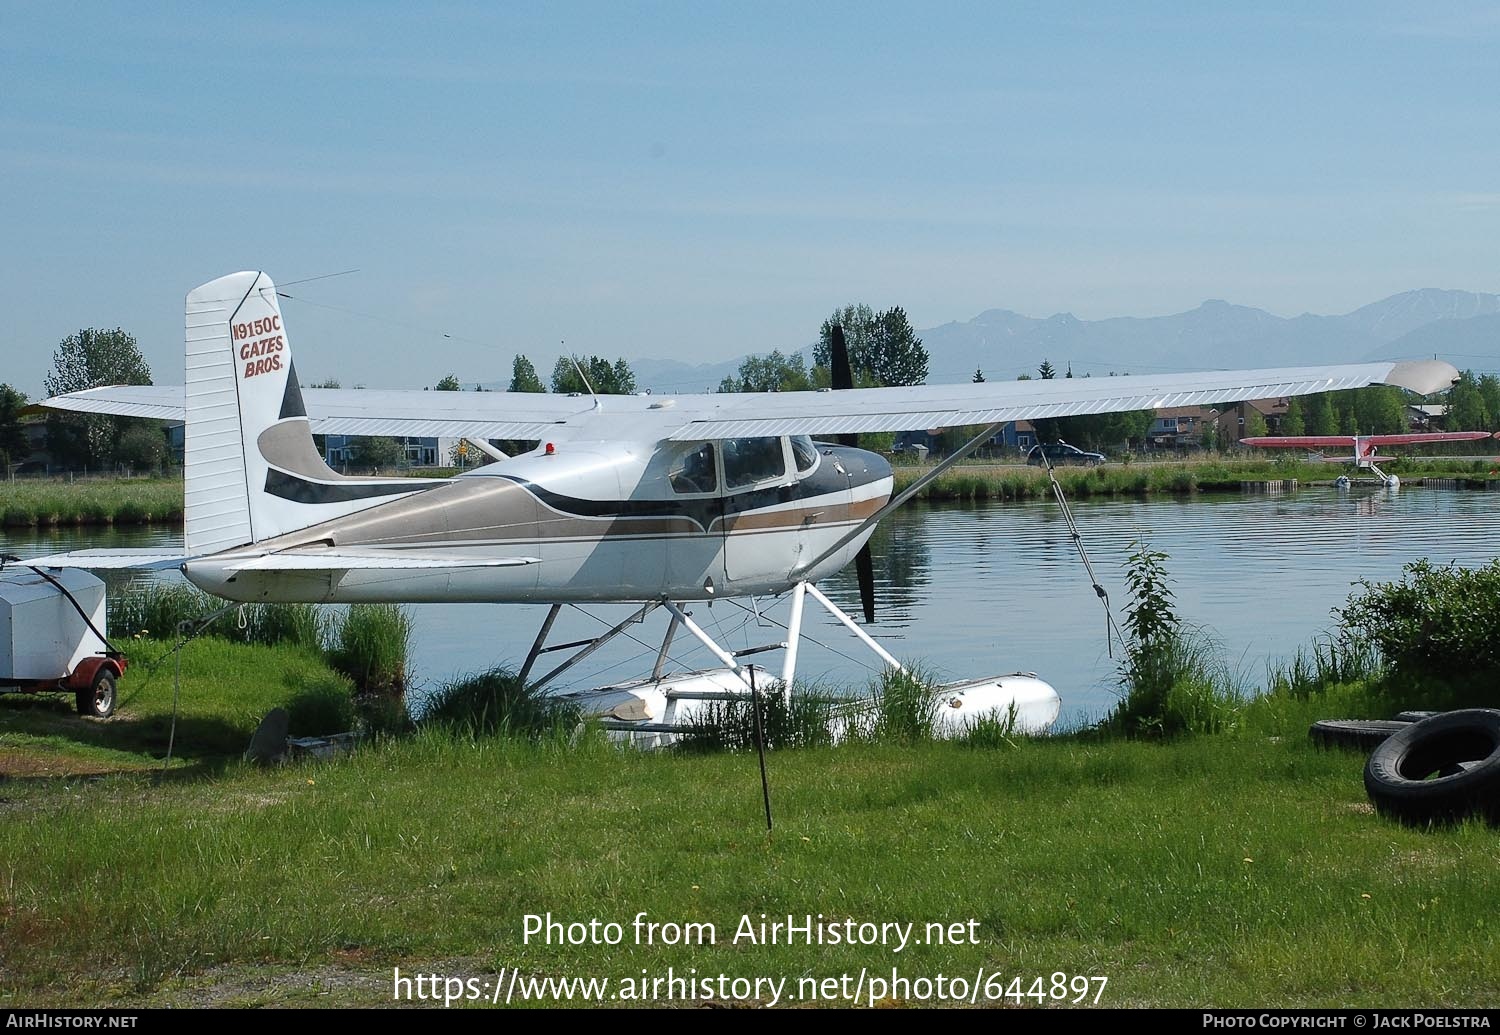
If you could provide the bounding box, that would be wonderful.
[5,485,1498,726]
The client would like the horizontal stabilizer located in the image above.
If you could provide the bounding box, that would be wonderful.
[223,552,542,572]
[20,549,192,571]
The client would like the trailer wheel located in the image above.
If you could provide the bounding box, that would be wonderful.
[1364,710,1500,826]
[75,669,117,719]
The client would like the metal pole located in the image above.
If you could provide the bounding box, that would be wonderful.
[750,665,773,833]
[517,604,561,686]
[651,612,681,681]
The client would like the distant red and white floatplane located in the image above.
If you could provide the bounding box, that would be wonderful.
[1239,431,1496,487]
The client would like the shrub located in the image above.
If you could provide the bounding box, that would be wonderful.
[240,603,327,653]
[328,604,412,697]
[108,583,219,638]
[423,668,579,740]
[678,684,838,753]
[1105,542,1240,738]
[1336,560,1500,682]
[1265,635,1382,699]
[866,666,942,745]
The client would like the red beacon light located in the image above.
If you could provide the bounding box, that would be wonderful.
[544,443,555,455]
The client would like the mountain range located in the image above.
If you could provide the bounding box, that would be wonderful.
[493,289,1500,393]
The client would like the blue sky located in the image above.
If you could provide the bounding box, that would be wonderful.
[3,2,1498,394]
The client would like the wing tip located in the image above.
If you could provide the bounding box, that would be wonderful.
[1384,360,1461,395]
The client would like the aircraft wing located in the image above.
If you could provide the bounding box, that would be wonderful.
[659,359,1459,440]
[1357,432,1493,446]
[35,384,590,441]
[1239,436,1357,448]
[38,359,1460,442]
[1241,431,1492,448]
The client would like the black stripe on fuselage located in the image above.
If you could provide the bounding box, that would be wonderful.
[264,469,426,504]
[501,446,887,533]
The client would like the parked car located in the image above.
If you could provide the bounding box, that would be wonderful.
[1026,442,1106,467]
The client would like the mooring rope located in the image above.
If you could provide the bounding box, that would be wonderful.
[159,601,241,776]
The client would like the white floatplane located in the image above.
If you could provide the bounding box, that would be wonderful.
[29,272,1462,742]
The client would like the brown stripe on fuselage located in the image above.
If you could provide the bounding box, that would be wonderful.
[718,494,884,533]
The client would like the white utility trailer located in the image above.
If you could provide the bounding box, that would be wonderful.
[0,566,124,718]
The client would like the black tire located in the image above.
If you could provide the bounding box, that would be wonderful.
[75,669,117,719]
[1364,710,1500,826]
[1394,710,1441,723]
[1308,719,1409,752]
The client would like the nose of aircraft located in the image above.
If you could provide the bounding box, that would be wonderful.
[825,444,893,489]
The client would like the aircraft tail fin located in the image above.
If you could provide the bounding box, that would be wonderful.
[184,272,430,554]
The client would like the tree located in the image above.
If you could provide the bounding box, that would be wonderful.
[814,304,877,372]
[43,328,152,468]
[1351,386,1407,435]
[814,303,929,387]
[1304,392,1338,436]
[113,425,167,472]
[350,436,406,470]
[509,355,545,393]
[0,384,28,471]
[972,368,985,383]
[866,306,928,386]
[1054,409,1153,451]
[1244,408,1269,439]
[1281,398,1305,437]
[717,350,812,393]
[1447,371,1491,431]
[1480,375,1500,430]
[1038,360,1057,380]
[551,355,637,395]
[435,374,462,391]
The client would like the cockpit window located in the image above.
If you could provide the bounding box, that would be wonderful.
[790,435,818,475]
[722,436,787,490]
[669,443,718,494]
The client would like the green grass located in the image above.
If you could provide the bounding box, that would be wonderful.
[0,476,185,526]
[0,636,1496,1008]
[0,637,352,777]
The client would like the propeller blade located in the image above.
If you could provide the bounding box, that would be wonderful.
[830,323,854,391]
[830,323,859,446]
[830,322,873,618]
[855,544,876,624]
